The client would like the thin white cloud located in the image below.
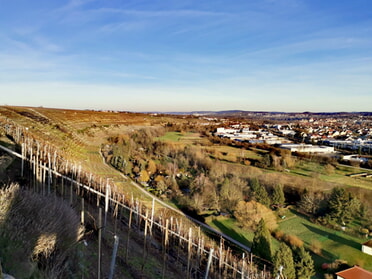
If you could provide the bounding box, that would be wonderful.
[57,0,97,12]
[112,72,157,80]
[99,21,148,33]
[236,36,372,62]
[93,8,230,18]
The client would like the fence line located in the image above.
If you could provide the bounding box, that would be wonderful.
[0,118,273,278]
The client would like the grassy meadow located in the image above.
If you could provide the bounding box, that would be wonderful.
[278,209,372,276]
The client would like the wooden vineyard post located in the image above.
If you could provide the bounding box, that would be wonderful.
[177,219,182,264]
[35,157,39,192]
[162,219,169,279]
[33,155,36,192]
[219,237,225,278]
[250,253,253,270]
[141,210,149,274]
[81,197,85,225]
[233,260,237,278]
[113,200,119,235]
[223,248,230,278]
[205,248,214,279]
[98,207,102,279]
[88,173,92,203]
[61,169,64,198]
[97,178,102,207]
[21,142,24,177]
[125,202,133,263]
[61,160,68,198]
[29,145,34,191]
[42,162,47,195]
[187,227,193,279]
[108,235,119,279]
[77,165,81,196]
[119,194,125,230]
[197,226,201,264]
[241,253,245,279]
[70,165,74,206]
[47,152,51,195]
[104,183,111,233]
[150,198,155,233]
[36,143,39,191]
[135,198,139,225]
[53,150,57,173]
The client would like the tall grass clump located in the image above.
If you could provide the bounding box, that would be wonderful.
[0,183,84,278]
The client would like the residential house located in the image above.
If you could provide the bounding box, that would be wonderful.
[336,266,372,279]
[362,240,372,256]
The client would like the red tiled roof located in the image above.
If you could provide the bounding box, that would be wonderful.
[336,266,372,279]
[363,240,372,248]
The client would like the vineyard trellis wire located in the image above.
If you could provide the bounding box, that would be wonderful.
[0,118,274,279]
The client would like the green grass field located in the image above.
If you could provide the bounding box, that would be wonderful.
[156,131,183,142]
[205,215,281,252]
[278,210,372,274]
[290,161,372,190]
[207,211,372,278]
[204,145,263,161]
[156,131,209,145]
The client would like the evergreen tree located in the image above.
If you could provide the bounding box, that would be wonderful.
[273,242,296,279]
[250,178,271,207]
[251,218,273,261]
[327,187,361,225]
[293,246,315,279]
[272,184,285,207]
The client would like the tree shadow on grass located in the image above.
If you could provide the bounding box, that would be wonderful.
[210,218,252,248]
[303,223,361,254]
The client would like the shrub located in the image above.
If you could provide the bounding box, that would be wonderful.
[273,230,285,240]
[360,228,369,238]
[310,239,322,255]
[324,164,335,175]
[234,200,278,231]
[285,234,304,248]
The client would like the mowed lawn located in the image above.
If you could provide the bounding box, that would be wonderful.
[156,131,183,142]
[205,216,281,252]
[278,210,372,272]
[207,211,372,278]
[156,132,209,145]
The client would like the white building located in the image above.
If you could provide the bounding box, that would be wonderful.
[280,144,335,153]
[216,127,239,134]
[362,240,372,256]
[342,155,368,164]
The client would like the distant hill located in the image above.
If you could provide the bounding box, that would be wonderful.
[157,110,372,120]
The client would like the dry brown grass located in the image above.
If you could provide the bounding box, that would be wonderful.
[272,229,285,240]
[284,234,304,248]
[0,183,84,278]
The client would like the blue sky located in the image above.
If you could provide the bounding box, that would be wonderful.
[1,0,371,112]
